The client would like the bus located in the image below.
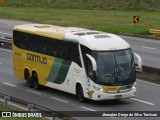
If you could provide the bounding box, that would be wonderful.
[12,24,142,102]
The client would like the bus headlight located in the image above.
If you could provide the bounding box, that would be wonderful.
[99,88,104,92]
[93,85,105,92]
[93,85,99,90]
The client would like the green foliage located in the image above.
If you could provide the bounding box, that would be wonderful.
[1,0,160,11]
[0,0,160,35]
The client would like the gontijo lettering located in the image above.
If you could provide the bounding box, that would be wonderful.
[27,53,47,64]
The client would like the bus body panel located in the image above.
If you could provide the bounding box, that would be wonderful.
[13,45,54,85]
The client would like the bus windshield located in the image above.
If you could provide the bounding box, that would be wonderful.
[92,49,135,85]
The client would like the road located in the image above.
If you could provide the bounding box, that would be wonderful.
[0,19,160,69]
[120,35,160,69]
[0,48,160,120]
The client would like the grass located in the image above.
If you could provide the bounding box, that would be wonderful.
[0,103,43,120]
[0,0,160,35]
[1,0,160,11]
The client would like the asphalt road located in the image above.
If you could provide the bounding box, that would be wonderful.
[0,48,160,120]
[120,35,160,69]
[0,19,160,69]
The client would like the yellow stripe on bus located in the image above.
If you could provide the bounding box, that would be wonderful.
[100,85,121,91]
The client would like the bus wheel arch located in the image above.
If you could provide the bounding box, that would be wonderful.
[24,68,33,88]
[76,83,86,102]
[32,71,41,90]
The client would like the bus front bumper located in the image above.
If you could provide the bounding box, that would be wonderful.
[92,87,136,101]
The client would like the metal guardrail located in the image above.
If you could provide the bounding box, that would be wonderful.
[0,37,12,43]
[0,93,74,120]
[0,31,12,49]
[149,29,160,37]
[0,37,12,49]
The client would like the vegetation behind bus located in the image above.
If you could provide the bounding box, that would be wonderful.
[0,0,160,34]
[1,0,160,11]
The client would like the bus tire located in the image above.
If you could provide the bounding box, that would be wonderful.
[24,69,33,88]
[76,84,86,102]
[32,72,41,90]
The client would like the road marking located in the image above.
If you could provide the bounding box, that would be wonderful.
[51,97,69,103]
[26,89,42,95]
[130,98,155,106]
[141,46,157,50]
[3,82,17,87]
[80,106,96,111]
[137,79,160,87]
[0,48,12,52]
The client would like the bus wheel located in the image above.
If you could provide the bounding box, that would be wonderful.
[76,84,86,102]
[32,72,41,90]
[24,69,33,88]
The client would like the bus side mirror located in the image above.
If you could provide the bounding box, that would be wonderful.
[86,54,97,71]
[133,52,143,72]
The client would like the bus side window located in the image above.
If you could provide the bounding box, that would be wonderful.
[68,43,81,67]
[80,45,93,79]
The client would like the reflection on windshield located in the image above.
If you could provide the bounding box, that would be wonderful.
[92,49,135,85]
[92,52,115,83]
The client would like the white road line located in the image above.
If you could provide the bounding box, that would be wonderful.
[0,48,12,52]
[137,79,160,87]
[26,89,42,95]
[3,82,17,87]
[80,106,96,111]
[51,97,69,103]
[130,98,155,106]
[141,46,157,50]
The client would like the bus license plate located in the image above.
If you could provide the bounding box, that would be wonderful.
[115,95,122,99]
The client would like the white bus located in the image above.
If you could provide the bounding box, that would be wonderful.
[13,24,142,102]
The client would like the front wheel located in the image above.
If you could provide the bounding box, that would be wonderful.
[32,72,41,90]
[76,85,86,102]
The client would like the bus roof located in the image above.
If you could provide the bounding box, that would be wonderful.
[14,24,130,51]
